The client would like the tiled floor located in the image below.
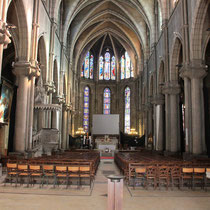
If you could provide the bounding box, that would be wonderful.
[0,160,210,210]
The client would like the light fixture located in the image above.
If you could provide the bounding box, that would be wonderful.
[75,127,85,135]
[128,128,138,135]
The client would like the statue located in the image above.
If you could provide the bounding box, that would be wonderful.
[34,75,46,104]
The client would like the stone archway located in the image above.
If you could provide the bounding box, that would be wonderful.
[204,39,210,156]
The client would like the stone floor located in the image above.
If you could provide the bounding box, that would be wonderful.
[0,160,210,210]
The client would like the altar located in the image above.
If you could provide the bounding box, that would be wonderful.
[94,135,119,151]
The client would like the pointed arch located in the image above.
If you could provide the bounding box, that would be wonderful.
[170,37,183,81]
[37,36,47,83]
[191,0,210,60]
[158,61,165,94]
[53,59,59,93]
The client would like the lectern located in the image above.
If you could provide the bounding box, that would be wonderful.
[107,175,124,210]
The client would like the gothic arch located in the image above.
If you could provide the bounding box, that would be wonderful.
[37,36,47,83]
[8,0,29,61]
[158,61,165,94]
[170,37,183,81]
[191,0,210,60]
[53,59,59,94]
[149,75,154,97]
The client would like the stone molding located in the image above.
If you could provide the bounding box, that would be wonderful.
[0,21,11,48]
[44,81,56,94]
[13,61,40,78]
[162,82,181,95]
[180,62,207,80]
[34,103,62,111]
[150,94,165,105]
[63,103,73,112]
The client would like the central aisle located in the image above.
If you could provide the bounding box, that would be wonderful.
[94,159,121,184]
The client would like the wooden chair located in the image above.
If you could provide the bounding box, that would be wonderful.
[29,165,43,187]
[42,165,54,187]
[158,166,170,190]
[181,168,193,189]
[54,165,68,188]
[133,167,146,189]
[193,168,205,190]
[80,164,92,188]
[205,168,210,191]
[68,165,80,188]
[5,163,18,186]
[145,166,157,190]
[17,164,30,187]
[171,166,181,190]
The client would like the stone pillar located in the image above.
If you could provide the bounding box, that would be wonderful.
[52,110,59,129]
[152,94,165,151]
[163,82,181,153]
[180,68,192,153]
[0,0,11,81]
[181,64,207,154]
[190,69,207,154]
[165,93,170,151]
[13,62,32,152]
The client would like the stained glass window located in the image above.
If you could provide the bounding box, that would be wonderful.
[99,56,104,80]
[121,51,134,80]
[121,55,125,80]
[111,56,116,80]
[81,51,94,79]
[125,87,131,133]
[83,86,90,132]
[103,88,111,115]
[99,50,115,80]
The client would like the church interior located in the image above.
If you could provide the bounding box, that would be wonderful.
[0,0,210,209]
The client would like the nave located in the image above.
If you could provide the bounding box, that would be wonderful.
[0,150,210,210]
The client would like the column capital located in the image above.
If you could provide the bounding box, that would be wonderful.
[151,94,165,105]
[162,82,181,95]
[179,61,207,80]
[13,61,40,78]
[63,103,73,112]
[0,21,12,49]
[44,81,56,94]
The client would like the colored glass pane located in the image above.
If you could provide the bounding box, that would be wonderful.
[84,52,89,78]
[125,51,131,78]
[103,88,111,115]
[104,52,110,80]
[81,63,84,77]
[111,56,115,80]
[90,55,94,79]
[99,56,103,80]
[83,86,90,132]
[121,55,125,79]
[125,87,131,133]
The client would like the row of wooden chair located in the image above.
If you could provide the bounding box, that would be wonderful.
[130,166,210,190]
[5,162,93,188]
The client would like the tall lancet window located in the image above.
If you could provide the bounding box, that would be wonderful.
[99,50,115,80]
[83,86,90,132]
[121,51,134,79]
[81,51,94,79]
[124,87,131,133]
[103,88,111,115]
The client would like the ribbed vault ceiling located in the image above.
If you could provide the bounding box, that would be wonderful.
[60,0,156,73]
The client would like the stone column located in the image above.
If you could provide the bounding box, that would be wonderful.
[163,82,181,152]
[152,94,165,151]
[181,64,207,154]
[52,109,59,129]
[0,0,11,81]
[180,67,192,153]
[13,62,32,152]
[190,68,206,154]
